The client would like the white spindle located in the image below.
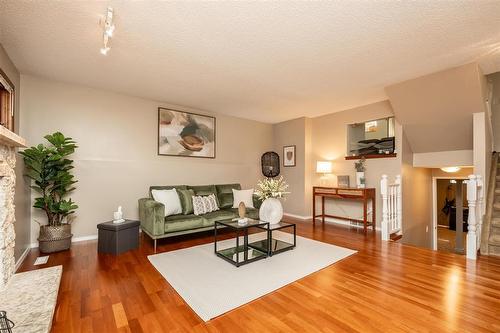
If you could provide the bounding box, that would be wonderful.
[476,175,483,250]
[466,175,478,260]
[380,175,402,241]
[381,175,389,241]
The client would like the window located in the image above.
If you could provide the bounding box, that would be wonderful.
[0,69,14,132]
[347,117,396,158]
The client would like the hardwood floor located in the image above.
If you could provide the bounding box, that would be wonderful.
[18,220,500,333]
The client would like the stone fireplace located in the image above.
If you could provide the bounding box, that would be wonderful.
[0,127,25,289]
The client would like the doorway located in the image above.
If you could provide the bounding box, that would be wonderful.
[432,177,468,253]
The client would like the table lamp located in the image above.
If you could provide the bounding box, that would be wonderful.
[316,161,332,186]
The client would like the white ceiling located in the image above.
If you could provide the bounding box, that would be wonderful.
[1,1,500,123]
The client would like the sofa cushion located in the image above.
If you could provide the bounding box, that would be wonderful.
[164,214,205,233]
[188,185,219,206]
[149,185,187,198]
[202,210,237,226]
[215,184,241,209]
[177,189,195,215]
[225,207,259,220]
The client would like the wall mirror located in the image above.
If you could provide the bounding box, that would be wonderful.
[347,116,395,158]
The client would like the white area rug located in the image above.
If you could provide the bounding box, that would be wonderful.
[148,232,356,321]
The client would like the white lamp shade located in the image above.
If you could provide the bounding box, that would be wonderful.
[316,161,332,173]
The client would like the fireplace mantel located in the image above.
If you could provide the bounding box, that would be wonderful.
[0,126,26,148]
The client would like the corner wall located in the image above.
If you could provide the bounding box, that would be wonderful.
[20,75,274,241]
[0,45,30,262]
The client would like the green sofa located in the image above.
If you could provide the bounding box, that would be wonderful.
[139,183,261,251]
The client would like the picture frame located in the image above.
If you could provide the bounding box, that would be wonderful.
[158,107,216,158]
[283,145,296,167]
[337,175,350,188]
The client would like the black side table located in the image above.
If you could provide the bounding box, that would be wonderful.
[97,219,140,254]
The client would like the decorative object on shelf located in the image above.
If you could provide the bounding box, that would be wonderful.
[354,156,366,189]
[337,175,350,188]
[0,311,14,333]
[283,145,296,167]
[20,132,78,253]
[261,151,280,177]
[113,206,125,223]
[158,107,216,158]
[256,176,290,224]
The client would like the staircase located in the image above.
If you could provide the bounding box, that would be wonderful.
[482,152,500,256]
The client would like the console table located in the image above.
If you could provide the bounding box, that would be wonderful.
[312,187,376,232]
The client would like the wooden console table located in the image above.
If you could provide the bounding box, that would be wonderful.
[312,187,376,232]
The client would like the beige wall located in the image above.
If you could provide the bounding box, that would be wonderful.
[0,45,31,262]
[272,117,308,216]
[401,134,433,248]
[489,72,500,150]
[310,101,402,227]
[413,150,473,168]
[21,75,273,241]
[386,63,485,153]
[473,112,492,201]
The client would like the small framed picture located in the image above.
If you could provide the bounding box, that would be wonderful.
[337,175,350,188]
[283,145,296,167]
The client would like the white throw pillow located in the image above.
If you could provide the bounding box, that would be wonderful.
[202,196,213,213]
[151,189,182,217]
[208,194,219,212]
[193,196,206,215]
[232,189,254,208]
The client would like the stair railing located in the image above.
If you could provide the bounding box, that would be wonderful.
[467,174,485,260]
[381,175,402,241]
[480,152,498,255]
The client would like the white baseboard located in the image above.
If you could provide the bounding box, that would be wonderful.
[15,246,31,271]
[284,212,380,231]
[30,234,98,249]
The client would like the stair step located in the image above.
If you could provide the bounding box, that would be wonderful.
[491,218,500,227]
[489,234,500,246]
[493,203,500,210]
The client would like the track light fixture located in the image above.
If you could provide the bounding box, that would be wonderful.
[100,7,115,55]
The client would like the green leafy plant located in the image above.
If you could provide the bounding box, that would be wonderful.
[19,132,78,226]
[354,157,366,172]
[255,176,290,200]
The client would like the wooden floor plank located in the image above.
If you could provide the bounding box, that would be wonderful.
[18,219,500,332]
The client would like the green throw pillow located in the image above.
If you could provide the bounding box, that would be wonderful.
[177,189,195,215]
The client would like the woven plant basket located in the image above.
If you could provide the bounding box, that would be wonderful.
[38,224,73,253]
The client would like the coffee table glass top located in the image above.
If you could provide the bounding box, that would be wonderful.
[216,218,269,229]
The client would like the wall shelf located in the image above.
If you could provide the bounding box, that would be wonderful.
[345,153,397,160]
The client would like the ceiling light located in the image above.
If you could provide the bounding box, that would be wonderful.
[441,166,461,173]
[99,7,115,55]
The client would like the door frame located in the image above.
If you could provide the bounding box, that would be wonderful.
[432,176,468,251]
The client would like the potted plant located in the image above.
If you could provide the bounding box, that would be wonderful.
[19,132,78,253]
[354,157,366,188]
[255,176,290,224]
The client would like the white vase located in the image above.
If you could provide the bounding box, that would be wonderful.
[356,172,365,188]
[259,198,283,224]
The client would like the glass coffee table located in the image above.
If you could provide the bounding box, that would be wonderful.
[214,219,270,267]
[249,221,296,256]
[214,219,297,266]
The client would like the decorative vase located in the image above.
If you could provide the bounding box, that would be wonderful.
[356,172,365,188]
[259,198,283,224]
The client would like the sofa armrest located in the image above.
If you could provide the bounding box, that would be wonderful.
[138,198,165,236]
[253,195,263,209]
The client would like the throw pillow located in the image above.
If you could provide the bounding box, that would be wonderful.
[177,189,195,215]
[208,194,220,212]
[202,196,213,213]
[232,189,254,208]
[192,196,206,215]
[151,189,182,217]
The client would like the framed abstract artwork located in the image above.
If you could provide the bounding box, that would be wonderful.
[283,145,296,167]
[158,107,216,158]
